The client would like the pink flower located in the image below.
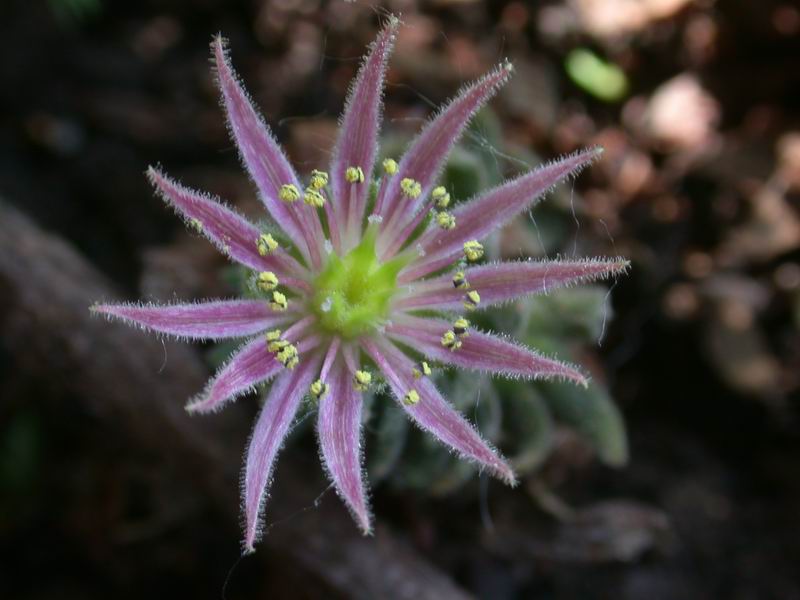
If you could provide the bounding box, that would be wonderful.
[93,16,627,552]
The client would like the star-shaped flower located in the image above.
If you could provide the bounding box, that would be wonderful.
[93,16,628,552]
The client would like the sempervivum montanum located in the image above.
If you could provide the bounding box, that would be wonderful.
[92,16,628,552]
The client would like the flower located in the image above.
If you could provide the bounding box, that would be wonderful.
[92,16,628,552]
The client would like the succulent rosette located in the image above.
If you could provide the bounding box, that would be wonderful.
[93,16,627,551]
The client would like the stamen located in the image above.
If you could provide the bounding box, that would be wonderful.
[270,291,289,312]
[382,158,398,175]
[353,370,372,391]
[441,330,462,351]
[309,169,328,190]
[256,271,279,292]
[452,271,469,289]
[431,186,450,209]
[400,177,422,199]
[453,317,470,337]
[463,240,484,262]
[403,389,421,406]
[463,290,480,311]
[256,233,279,256]
[310,379,330,401]
[278,183,300,203]
[304,188,326,208]
[265,330,299,369]
[345,166,365,184]
[412,361,432,379]
[435,211,456,230]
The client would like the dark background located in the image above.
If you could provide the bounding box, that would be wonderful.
[1,0,799,598]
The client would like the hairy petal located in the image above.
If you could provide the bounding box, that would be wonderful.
[397,258,629,311]
[376,62,514,253]
[400,148,603,282]
[330,17,398,249]
[92,299,290,340]
[147,168,309,290]
[317,359,371,533]
[187,320,318,414]
[213,37,324,268]
[362,338,515,484]
[243,350,322,552]
[387,315,587,386]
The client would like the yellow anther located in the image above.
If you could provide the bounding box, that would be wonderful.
[463,240,484,262]
[345,166,365,184]
[431,186,450,209]
[278,183,300,203]
[403,389,421,406]
[268,338,289,353]
[256,271,279,292]
[309,169,329,190]
[412,361,432,379]
[453,317,470,337]
[304,188,326,208]
[276,344,298,367]
[463,290,481,311]
[382,158,398,175]
[285,355,299,369]
[400,177,422,199]
[452,271,468,289]
[436,211,456,230]
[266,329,282,342]
[189,218,203,232]
[354,370,372,391]
[270,291,288,312]
[441,330,462,351]
[310,379,329,400]
[257,233,279,256]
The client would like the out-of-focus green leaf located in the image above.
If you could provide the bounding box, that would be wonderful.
[565,48,628,103]
[500,383,555,473]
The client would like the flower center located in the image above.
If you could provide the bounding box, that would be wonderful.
[311,227,409,338]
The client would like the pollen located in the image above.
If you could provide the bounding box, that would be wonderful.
[431,186,450,209]
[400,177,422,199]
[309,169,329,190]
[276,344,299,369]
[345,166,365,183]
[436,211,456,230]
[453,317,470,337]
[463,240,484,262]
[278,183,300,203]
[304,188,326,208]
[256,271,279,292]
[257,233,279,256]
[266,329,282,342]
[270,291,289,312]
[354,370,372,391]
[403,389,421,406]
[452,271,468,289]
[310,379,329,400]
[464,290,481,311]
[382,158,398,175]
[412,361,432,379]
[441,330,462,351]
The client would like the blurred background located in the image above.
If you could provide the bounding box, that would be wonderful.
[1,0,799,598]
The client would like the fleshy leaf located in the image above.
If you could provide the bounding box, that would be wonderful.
[362,338,515,484]
[399,148,603,282]
[317,359,371,532]
[92,299,289,340]
[243,351,322,552]
[387,315,587,386]
[397,258,628,311]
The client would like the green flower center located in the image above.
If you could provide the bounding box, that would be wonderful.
[311,227,410,339]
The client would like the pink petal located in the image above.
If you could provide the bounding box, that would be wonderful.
[387,315,587,386]
[317,359,371,533]
[396,258,629,311]
[362,338,515,484]
[242,350,322,552]
[187,321,318,414]
[375,62,514,254]
[147,168,309,291]
[213,37,324,268]
[329,17,398,249]
[92,299,289,339]
[399,148,603,282]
